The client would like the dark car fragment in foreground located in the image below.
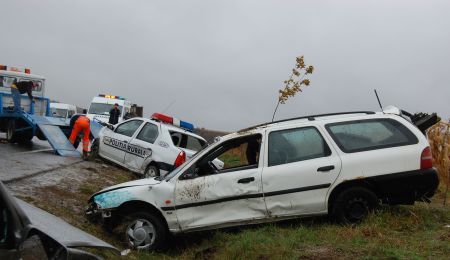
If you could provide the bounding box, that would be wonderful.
[0,181,119,260]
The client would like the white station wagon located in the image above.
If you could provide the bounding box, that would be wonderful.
[87,107,439,250]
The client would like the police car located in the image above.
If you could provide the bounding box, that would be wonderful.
[95,113,212,178]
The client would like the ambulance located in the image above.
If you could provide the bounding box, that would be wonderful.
[86,94,132,124]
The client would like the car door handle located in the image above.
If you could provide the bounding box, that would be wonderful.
[237,177,255,184]
[317,165,335,172]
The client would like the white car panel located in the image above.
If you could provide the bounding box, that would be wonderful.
[174,167,266,230]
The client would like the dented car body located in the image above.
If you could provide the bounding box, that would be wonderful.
[87,108,439,250]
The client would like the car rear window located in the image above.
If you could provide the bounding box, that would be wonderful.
[325,118,418,153]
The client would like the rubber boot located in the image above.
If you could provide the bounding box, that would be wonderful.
[83,151,88,160]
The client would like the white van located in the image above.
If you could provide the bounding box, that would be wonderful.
[50,103,77,119]
[86,94,132,124]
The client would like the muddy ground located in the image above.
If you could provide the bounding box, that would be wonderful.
[6,157,138,253]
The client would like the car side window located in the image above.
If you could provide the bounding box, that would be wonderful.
[115,120,143,137]
[194,134,262,177]
[170,132,182,147]
[325,118,418,153]
[186,136,206,152]
[136,123,159,144]
[268,127,331,167]
[67,110,74,118]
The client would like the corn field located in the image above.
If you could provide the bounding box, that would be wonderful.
[427,121,450,204]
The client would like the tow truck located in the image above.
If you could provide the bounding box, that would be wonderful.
[0,65,101,157]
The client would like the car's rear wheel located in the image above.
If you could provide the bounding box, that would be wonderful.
[332,186,378,224]
[144,165,160,178]
[121,212,167,251]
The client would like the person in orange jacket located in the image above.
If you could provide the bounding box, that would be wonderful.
[69,109,91,159]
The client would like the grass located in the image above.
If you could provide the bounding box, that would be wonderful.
[24,180,450,259]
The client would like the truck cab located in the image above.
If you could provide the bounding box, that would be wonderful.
[87,94,132,124]
[0,65,48,116]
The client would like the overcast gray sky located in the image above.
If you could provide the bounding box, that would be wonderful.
[1,0,449,131]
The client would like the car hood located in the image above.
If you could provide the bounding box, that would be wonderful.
[92,177,162,197]
[16,199,118,252]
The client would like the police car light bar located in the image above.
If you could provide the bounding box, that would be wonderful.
[0,65,31,74]
[98,94,126,100]
[151,113,195,132]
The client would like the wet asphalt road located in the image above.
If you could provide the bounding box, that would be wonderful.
[0,133,82,183]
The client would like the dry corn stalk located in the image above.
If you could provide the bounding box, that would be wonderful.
[427,121,450,205]
[272,56,314,122]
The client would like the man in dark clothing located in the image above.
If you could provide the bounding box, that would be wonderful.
[10,80,34,113]
[109,103,121,125]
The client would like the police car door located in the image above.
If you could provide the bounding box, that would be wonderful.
[100,119,144,165]
[124,122,159,172]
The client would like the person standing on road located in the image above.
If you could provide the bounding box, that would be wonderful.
[10,80,34,113]
[69,109,91,160]
[109,103,121,125]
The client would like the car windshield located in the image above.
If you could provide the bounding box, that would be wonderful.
[0,76,44,92]
[89,103,122,115]
[51,108,67,118]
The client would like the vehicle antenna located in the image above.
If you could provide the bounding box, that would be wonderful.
[374,89,383,110]
[162,100,176,113]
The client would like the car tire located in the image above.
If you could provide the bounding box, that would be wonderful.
[332,186,379,224]
[121,212,167,251]
[16,131,33,144]
[6,119,17,143]
[88,138,100,160]
[144,165,160,178]
[6,119,33,144]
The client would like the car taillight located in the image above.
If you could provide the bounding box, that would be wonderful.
[174,150,186,168]
[420,147,433,169]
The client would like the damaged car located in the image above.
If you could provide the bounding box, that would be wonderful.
[86,107,439,251]
[0,181,118,259]
[94,113,212,178]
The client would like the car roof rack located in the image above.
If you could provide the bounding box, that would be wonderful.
[238,111,376,132]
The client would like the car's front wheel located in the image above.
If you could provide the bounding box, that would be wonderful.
[88,138,100,160]
[332,186,379,224]
[122,212,167,251]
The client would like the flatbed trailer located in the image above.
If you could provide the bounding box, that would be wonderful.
[0,66,101,157]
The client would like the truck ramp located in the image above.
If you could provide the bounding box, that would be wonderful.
[37,124,80,157]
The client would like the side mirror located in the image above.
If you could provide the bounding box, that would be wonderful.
[19,233,68,259]
[207,161,219,174]
[19,235,51,259]
[180,166,198,180]
[107,124,115,131]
